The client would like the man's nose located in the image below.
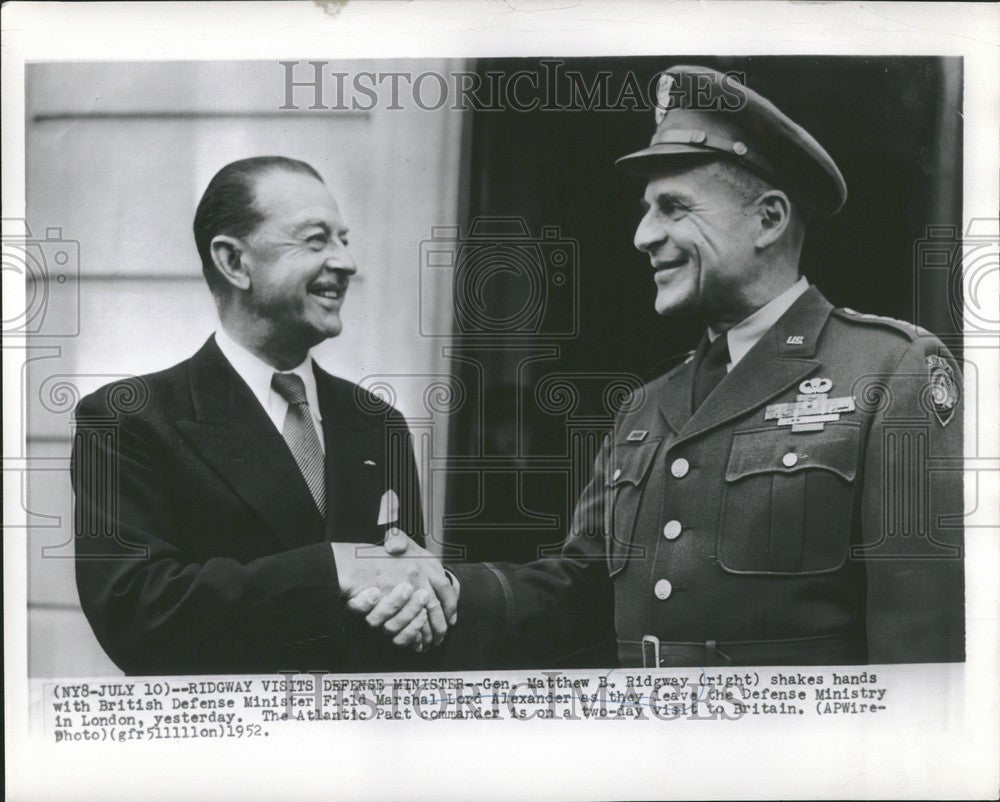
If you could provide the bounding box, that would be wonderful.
[633,210,665,254]
[324,244,358,275]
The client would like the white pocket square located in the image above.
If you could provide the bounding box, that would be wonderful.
[377,489,399,526]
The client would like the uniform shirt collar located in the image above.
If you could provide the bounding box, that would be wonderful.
[214,325,322,424]
[708,276,810,371]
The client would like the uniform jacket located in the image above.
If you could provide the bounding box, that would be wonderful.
[73,336,428,675]
[446,287,964,668]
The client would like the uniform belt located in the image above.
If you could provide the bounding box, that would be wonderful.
[622,631,865,668]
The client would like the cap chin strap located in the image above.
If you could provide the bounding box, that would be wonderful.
[638,131,815,219]
[647,129,778,185]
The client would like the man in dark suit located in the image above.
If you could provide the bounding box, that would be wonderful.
[73,156,456,675]
[365,66,965,668]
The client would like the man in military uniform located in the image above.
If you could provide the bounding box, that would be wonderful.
[363,66,965,667]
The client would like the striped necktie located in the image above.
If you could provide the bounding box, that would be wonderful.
[271,372,327,518]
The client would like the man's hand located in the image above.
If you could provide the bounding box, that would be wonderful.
[332,531,457,650]
[346,584,435,651]
[360,530,461,651]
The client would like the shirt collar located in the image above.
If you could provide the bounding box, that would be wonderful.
[214,325,322,422]
[709,276,810,370]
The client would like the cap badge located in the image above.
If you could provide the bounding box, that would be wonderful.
[654,73,675,124]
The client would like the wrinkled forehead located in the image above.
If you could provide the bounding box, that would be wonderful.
[251,168,344,229]
[641,159,741,202]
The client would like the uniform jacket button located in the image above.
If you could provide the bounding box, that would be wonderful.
[782,452,799,467]
[612,467,622,481]
[654,579,673,600]
[670,458,689,478]
[662,520,682,539]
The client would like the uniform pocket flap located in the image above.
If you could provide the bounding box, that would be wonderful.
[725,423,861,483]
[606,438,662,487]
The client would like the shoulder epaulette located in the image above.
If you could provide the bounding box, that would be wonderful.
[832,307,933,341]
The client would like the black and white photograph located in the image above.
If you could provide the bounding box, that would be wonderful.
[4,2,998,800]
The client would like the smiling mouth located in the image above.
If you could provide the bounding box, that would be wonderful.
[652,258,687,274]
[308,284,347,302]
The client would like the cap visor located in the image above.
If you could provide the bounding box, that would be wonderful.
[614,143,726,176]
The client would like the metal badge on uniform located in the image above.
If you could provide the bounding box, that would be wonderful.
[927,355,958,426]
[764,377,855,432]
[654,73,675,124]
[626,430,648,442]
[363,459,376,466]
[377,489,399,526]
[800,378,832,394]
[786,335,804,345]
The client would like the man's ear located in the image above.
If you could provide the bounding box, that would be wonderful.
[209,235,251,290]
[753,190,792,249]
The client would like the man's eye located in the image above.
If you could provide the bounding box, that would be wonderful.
[307,234,327,247]
[658,201,687,220]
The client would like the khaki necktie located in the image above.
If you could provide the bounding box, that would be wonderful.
[271,372,327,518]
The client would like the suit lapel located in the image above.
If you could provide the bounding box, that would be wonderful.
[315,367,387,545]
[174,337,325,550]
[661,286,835,448]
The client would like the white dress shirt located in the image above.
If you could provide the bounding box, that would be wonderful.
[214,326,325,452]
[708,276,810,372]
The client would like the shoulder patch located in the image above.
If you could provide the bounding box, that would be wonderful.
[927,355,959,426]
[832,307,931,341]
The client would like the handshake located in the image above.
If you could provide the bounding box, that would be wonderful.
[331,529,459,653]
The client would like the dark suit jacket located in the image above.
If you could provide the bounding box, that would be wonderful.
[73,336,430,675]
[447,287,965,668]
